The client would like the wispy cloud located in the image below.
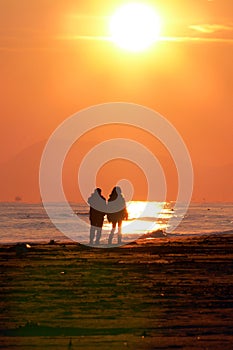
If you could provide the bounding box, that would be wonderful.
[1,25,233,53]
[56,21,233,45]
[0,46,58,52]
[160,36,233,44]
[68,14,109,20]
[57,35,233,45]
[189,23,233,34]
[57,35,111,41]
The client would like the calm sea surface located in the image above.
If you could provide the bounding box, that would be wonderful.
[0,202,232,244]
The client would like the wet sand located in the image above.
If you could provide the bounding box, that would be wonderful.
[0,234,233,349]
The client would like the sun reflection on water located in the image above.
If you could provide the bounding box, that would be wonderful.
[104,201,173,235]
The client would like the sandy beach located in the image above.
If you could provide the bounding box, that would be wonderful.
[0,234,233,349]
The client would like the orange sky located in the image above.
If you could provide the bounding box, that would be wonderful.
[0,0,232,202]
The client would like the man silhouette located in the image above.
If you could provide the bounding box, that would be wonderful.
[87,188,106,245]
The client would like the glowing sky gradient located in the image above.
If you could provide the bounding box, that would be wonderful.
[0,0,232,202]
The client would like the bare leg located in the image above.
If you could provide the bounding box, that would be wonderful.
[117,220,122,244]
[89,226,95,245]
[108,223,116,245]
[95,227,102,245]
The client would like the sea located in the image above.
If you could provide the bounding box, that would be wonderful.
[0,201,232,245]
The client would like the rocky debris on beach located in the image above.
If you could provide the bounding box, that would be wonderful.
[139,229,167,239]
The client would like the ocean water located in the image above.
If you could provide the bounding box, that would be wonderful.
[0,201,232,245]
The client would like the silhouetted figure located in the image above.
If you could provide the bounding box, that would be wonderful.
[87,188,106,245]
[107,186,128,245]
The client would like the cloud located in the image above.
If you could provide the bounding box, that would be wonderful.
[57,34,233,45]
[1,22,233,52]
[57,35,111,41]
[0,46,56,52]
[189,23,233,34]
[160,36,233,44]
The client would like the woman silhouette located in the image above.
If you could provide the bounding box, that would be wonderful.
[107,186,128,245]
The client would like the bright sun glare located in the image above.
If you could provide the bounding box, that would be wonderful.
[110,3,161,52]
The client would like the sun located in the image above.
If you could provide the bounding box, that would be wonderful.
[110,3,161,52]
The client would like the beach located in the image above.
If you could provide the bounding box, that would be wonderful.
[0,234,233,349]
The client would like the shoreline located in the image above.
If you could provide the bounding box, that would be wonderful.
[1,233,233,349]
[0,230,233,247]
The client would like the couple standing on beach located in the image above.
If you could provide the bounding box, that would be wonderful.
[87,186,128,245]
